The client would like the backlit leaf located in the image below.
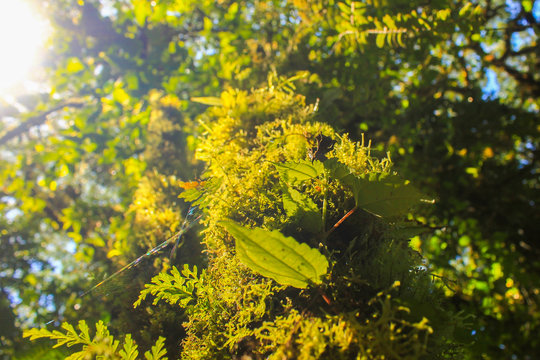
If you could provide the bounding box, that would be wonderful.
[144,337,167,360]
[282,186,322,233]
[275,160,324,183]
[119,334,139,360]
[220,221,328,288]
[376,33,385,48]
[342,173,423,217]
[190,97,222,106]
[323,158,350,180]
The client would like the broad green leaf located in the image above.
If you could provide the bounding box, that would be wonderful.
[388,224,427,239]
[190,96,222,106]
[220,221,328,288]
[282,186,322,233]
[323,158,350,180]
[342,173,423,217]
[275,160,324,183]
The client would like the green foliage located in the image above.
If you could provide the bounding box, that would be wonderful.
[220,221,329,288]
[342,173,424,218]
[2,0,538,358]
[23,321,167,360]
[162,84,463,359]
[22,81,468,359]
[134,265,203,308]
[274,160,325,182]
[255,290,435,360]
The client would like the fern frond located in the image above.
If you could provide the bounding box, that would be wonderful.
[144,337,167,360]
[119,334,139,360]
[134,264,203,308]
[23,320,167,360]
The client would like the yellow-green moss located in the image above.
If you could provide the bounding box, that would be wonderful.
[174,82,464,359]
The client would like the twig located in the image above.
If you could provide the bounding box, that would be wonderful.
[325,206,358,238]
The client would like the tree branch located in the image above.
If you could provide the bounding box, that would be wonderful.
[0,102,84,145]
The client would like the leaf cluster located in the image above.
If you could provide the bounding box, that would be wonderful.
[23,321,167,360]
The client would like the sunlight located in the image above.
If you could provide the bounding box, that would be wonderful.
[0,1,50,95]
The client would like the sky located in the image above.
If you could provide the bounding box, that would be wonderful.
[0,1,50,97]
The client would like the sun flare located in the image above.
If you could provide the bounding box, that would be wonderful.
[0,1,50,95]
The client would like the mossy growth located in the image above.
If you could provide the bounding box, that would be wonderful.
[168,83,467,359]
[25,81,469,359]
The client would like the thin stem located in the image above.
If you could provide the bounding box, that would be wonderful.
[325,206,358,238]
[321,177,328,234]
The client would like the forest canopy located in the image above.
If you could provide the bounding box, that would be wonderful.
[0,0,538,359]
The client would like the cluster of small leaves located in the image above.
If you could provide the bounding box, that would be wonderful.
[23,320,167,360]
[304,0,484,51]
[180,254,281,360]
[134,265,203,308]
[255,288,435,360]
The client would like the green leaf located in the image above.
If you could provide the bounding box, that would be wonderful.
[275,160,324,183]
[342,173,423,217]
[471,33,481,42]
[323,158,350,180]
[220,221,328,288]
[226,2,239,19]
[382,14,396,29]
[337,2,351,15]
[113,87,130,105]
[282,186,322,233]
[77,320,90,343]
[397,32,405,47]
[119,334,139,360]
[436,9,451,21]
[66,58,84,73]
[376,33,385,48]
[134,265,199,308]
[23,328,57,341]
[178,187,202,202]
[190,96,222,106]
[134,0,151,26]
[459,2,472,16]
[144,337,167,360]
[388,224,427,239]
[125,72,139,90]
[522,0,533,12]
